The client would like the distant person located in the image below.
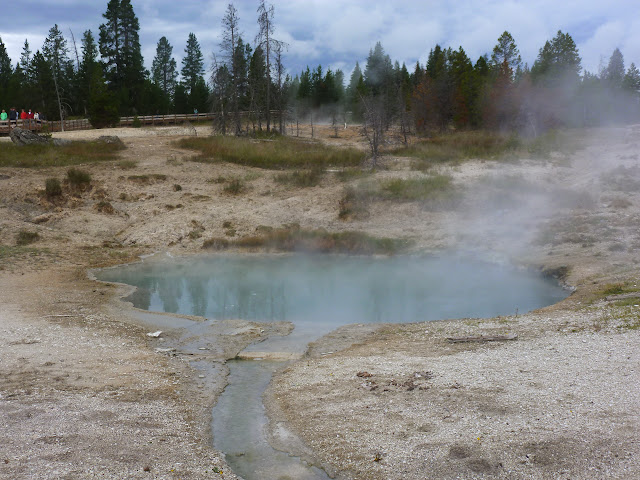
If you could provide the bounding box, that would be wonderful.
[9,107,17,124]
[34,111,40,123]
[0,109,7,121]
[194,108,198,115]
[28,109,34,119]
[20,109,27,120]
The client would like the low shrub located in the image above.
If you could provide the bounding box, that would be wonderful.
[67,168,91,187]
[16,230,40,246]
[45,178,62,197]
[117,160,138,170]
[223,178,245,195]
[275,167,324,187]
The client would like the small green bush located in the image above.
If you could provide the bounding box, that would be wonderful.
[117,160,138,170]
[67,168,92,187]
[223,179,245,195]
[45,178,62,197]
[16,230,40,246]
[275,168,324,187]
[132,115,142,128]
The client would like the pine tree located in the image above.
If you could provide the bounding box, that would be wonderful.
[99,0,145,112]
[151,36,178,99]
[490,31,522,76]
[248,45,267,131]
[624,63,640,94]
[79,30,100,107]
[43,24,72,121]
[0,37,12,107]
[20,40,32,81]
[531,30,581,85]
[605,48,625,88]
[181,33,204,95]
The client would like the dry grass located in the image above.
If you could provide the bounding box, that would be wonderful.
[203,225,410,254]
[0,140,126,168]
[176,135,365,170]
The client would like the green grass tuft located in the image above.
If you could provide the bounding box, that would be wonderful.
[45,178,62,197]
[67,168,91,187]
[16,230,40,246]
[275,167,324,187]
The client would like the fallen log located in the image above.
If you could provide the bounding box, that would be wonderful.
[446,334,518,343]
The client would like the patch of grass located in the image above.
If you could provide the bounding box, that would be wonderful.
[173,184,182,191]
[526,129,584,159]
[127,174,167,184]
[395,129,584,168]
[0,245,47,268]
[335,168,371,182]
[614,298,640,307]
[67,168,91,187]
[393,131,521,167]
[16,230,40,246]
[223,178,245,195]
[176,135,365,170]
[203,224,411,255]
[116,159,138,170]
[208,176,227,184]
[338,186,371,220]
[601,283,634,296]
[275,168,324,188]
[0,140,125,168]
[45,178,62,197]
[380,175,453,201]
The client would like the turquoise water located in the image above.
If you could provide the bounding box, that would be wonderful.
[98,253,566,330]
[97,253,567,479]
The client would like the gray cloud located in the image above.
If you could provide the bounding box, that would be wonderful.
[1,0,639,81]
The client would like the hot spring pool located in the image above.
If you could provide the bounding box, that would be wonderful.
[96,253,568,479]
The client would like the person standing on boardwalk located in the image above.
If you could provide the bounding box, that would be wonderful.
[9,107,17,125]
[0,110,7,121]
[20,109,27,120]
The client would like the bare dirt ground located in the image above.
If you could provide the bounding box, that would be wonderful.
[1,123,639,479]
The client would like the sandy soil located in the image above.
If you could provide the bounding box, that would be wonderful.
[1,123,639,479]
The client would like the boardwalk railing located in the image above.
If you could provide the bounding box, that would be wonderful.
[0,112,219,135]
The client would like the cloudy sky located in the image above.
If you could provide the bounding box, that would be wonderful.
[2,0,639,81]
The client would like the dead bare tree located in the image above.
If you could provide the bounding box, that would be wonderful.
[220,3,242,135]
[360,94,385,168]
[256,0,285,133]
[210,55,230,135]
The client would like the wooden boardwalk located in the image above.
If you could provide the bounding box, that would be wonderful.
[0,113,217,135]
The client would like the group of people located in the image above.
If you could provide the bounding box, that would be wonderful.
[0,108,42,124]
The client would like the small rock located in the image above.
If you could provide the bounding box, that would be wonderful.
[97,135,124,147]
[32,214,51,224]
[146,331,163,337]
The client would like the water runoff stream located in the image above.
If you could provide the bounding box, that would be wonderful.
[97,253,567,479]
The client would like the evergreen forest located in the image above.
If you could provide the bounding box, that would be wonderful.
[0,0,638,133]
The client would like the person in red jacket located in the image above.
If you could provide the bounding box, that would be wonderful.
[28,109,34,119]
[20,109,27,119]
